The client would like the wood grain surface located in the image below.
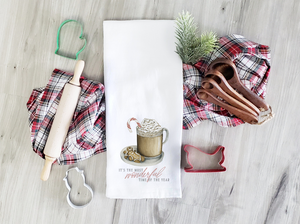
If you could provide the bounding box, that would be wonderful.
[0,0,299,223]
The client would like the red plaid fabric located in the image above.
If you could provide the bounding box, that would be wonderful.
[183,34,271,129]
[26,69,106,164]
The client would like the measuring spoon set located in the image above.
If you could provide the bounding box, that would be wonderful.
[197,58,270,124]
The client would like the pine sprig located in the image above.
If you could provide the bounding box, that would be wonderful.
[175,11,218,65]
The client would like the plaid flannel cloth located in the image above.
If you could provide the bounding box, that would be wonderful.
[27,34,270,164]
[27,69,106,165]
[183,34,271,129]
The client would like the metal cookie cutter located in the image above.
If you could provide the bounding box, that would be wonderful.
[63,167,93,209]
[184,145,226,173]
[55,19,87,60]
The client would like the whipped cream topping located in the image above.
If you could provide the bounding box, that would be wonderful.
[137,118,162,137]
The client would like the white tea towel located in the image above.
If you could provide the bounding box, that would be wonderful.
[104,20,183,199]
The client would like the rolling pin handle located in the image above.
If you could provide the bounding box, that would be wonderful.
[41,156,56,181]
[69,60,85,86]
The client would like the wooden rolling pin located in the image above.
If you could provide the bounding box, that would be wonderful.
[41,60,84,181]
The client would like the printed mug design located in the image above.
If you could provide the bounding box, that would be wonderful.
[120,118,169,166]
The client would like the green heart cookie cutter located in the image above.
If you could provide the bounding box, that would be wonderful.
[55,19,87,60]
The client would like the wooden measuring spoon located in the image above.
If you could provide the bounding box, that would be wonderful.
[204,70,260,116]
[207,58,269,111]
[201,77,258,117]
[197,89,258,124]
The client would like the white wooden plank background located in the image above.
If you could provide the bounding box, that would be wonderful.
[0,0,299,223]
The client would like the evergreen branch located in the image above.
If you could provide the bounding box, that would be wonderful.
[175,11,218,65]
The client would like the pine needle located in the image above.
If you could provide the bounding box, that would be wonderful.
[175,11,218,64]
